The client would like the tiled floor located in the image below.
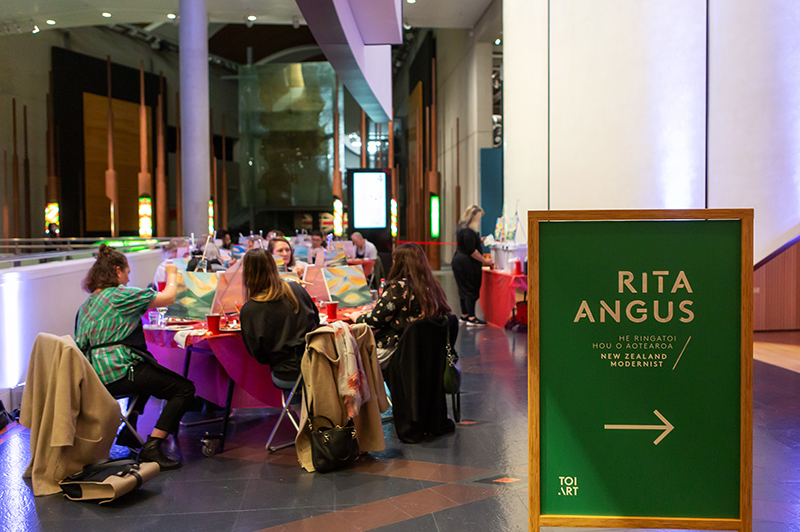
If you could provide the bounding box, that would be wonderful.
[2,285,800,531]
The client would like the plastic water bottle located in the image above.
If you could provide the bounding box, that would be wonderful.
[379,278,386,296]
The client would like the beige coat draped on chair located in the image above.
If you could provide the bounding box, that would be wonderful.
[296,323,389,472]
[20,333,121,495]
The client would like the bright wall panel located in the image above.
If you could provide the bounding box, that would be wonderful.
[708,0,800,263]
[549,0,707,210]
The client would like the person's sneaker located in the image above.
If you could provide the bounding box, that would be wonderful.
[459,315,469,323]
[466,317,486,327]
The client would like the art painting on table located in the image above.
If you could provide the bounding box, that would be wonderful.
[172,271,222,319]
[321,265,371,308]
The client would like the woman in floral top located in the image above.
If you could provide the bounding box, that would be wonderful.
[354,243,451,368]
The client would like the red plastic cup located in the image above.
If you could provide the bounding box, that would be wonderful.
[206,314,221,335]
[325,301,338,320]
[157,281,166,292]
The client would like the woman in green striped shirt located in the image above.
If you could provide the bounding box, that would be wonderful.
[76,244,195,470]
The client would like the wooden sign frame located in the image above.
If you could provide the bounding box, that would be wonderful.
[528,209,753,532]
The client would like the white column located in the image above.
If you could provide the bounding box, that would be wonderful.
[503,0,549,223]
[179,0,210,237]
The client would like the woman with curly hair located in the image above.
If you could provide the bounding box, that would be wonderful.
[75,245,195,470]
[353,243,451,368]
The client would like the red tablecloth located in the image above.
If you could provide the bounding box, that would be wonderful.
[144,326,283,409]
[479,269,528,328]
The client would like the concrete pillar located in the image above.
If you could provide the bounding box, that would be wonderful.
[179,0,210,238]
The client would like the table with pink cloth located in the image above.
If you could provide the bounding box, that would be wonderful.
[144,326,283,410]
[479,269,528,328]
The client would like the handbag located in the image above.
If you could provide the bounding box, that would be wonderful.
[304,393,359,473]
[443,322,461,395]
[59,458,159,503]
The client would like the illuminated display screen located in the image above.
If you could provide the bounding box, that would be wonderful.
[352,172,387,229]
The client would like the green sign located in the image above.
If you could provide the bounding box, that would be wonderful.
[530,210,752,531]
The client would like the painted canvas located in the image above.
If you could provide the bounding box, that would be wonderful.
[321,265,371,308]
[273,255,287,272]
[171,271,222,319]
[211,260,244,315]
[302,266,330,304]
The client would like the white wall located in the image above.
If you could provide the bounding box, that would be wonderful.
[708,0,800,262]
[504,0,800,262]
[0,249,163,393]
[0,26,238,237]
[435,27,494,263]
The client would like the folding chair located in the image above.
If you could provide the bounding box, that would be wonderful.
[113,395,146,448]
[265,374,303,452]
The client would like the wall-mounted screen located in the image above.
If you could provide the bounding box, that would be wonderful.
[352,171,387,228]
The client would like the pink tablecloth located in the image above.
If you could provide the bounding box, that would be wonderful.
[347,259,374,277]
[479,269,528,328]
[145,328,283,409]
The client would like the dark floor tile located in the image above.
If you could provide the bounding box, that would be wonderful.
[427,490,529,532]
[33,516,143,532]
[357,512,438,532]
[232,507,345,532]
[332,472,437,508]
[136,511,239,532]
[239,473,336,511]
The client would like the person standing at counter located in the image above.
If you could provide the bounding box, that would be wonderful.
[240,250,319,389]
[350,232,378,260]
[75,245,196,470]
[452,205,493,327]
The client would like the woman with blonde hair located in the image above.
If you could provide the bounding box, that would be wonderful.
[452,205,493,326]
[240,250,319,388]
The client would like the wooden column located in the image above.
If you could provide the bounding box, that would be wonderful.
[105,56,119,237]
[175,91,183,236]
[137,61,151,199]
[12,99,20,238]
[428,58,440,269]
[23,105,31,237]
[46,73,58,207]
[2,151,8,240]
[156,73,168,236]
[221,113,228,230]
[333,76,342,199]
[455,117,461,226]
[360,109,367,168]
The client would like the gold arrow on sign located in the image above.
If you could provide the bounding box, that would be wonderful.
[604,410,674,445]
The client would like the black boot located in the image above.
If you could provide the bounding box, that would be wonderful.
[138,436,181,471]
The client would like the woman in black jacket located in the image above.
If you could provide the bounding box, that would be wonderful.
[452,205,493,326]
[240,250,319,388]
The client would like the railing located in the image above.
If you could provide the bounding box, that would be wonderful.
[0,237,174,268]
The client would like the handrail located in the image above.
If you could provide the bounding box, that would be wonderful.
[0,237,178,268]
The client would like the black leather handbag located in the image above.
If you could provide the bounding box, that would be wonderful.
[307,415,360,473]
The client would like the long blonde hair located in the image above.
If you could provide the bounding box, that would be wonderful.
[242,250,299,311]
[459,205,484,231]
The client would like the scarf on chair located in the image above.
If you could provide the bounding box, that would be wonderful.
[331,321,371,418]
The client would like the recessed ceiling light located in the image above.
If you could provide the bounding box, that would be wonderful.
[494,38,501,45]
[407,0,416,4]
[247,15,257,21]
[167,13,177,20]
[46,19,56,25]
[32,25,40,34]
[102,12,112,18]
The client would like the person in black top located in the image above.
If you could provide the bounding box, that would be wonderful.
[240,250,319,388]
[451,205,493,326]
[352,243,451,368]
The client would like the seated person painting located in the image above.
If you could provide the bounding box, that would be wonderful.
[352,243,451,368]
[75,245,196,470]
[268,236,308,278]
[240,250,319,389]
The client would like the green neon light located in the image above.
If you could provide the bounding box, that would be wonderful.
[430,195,440,238]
